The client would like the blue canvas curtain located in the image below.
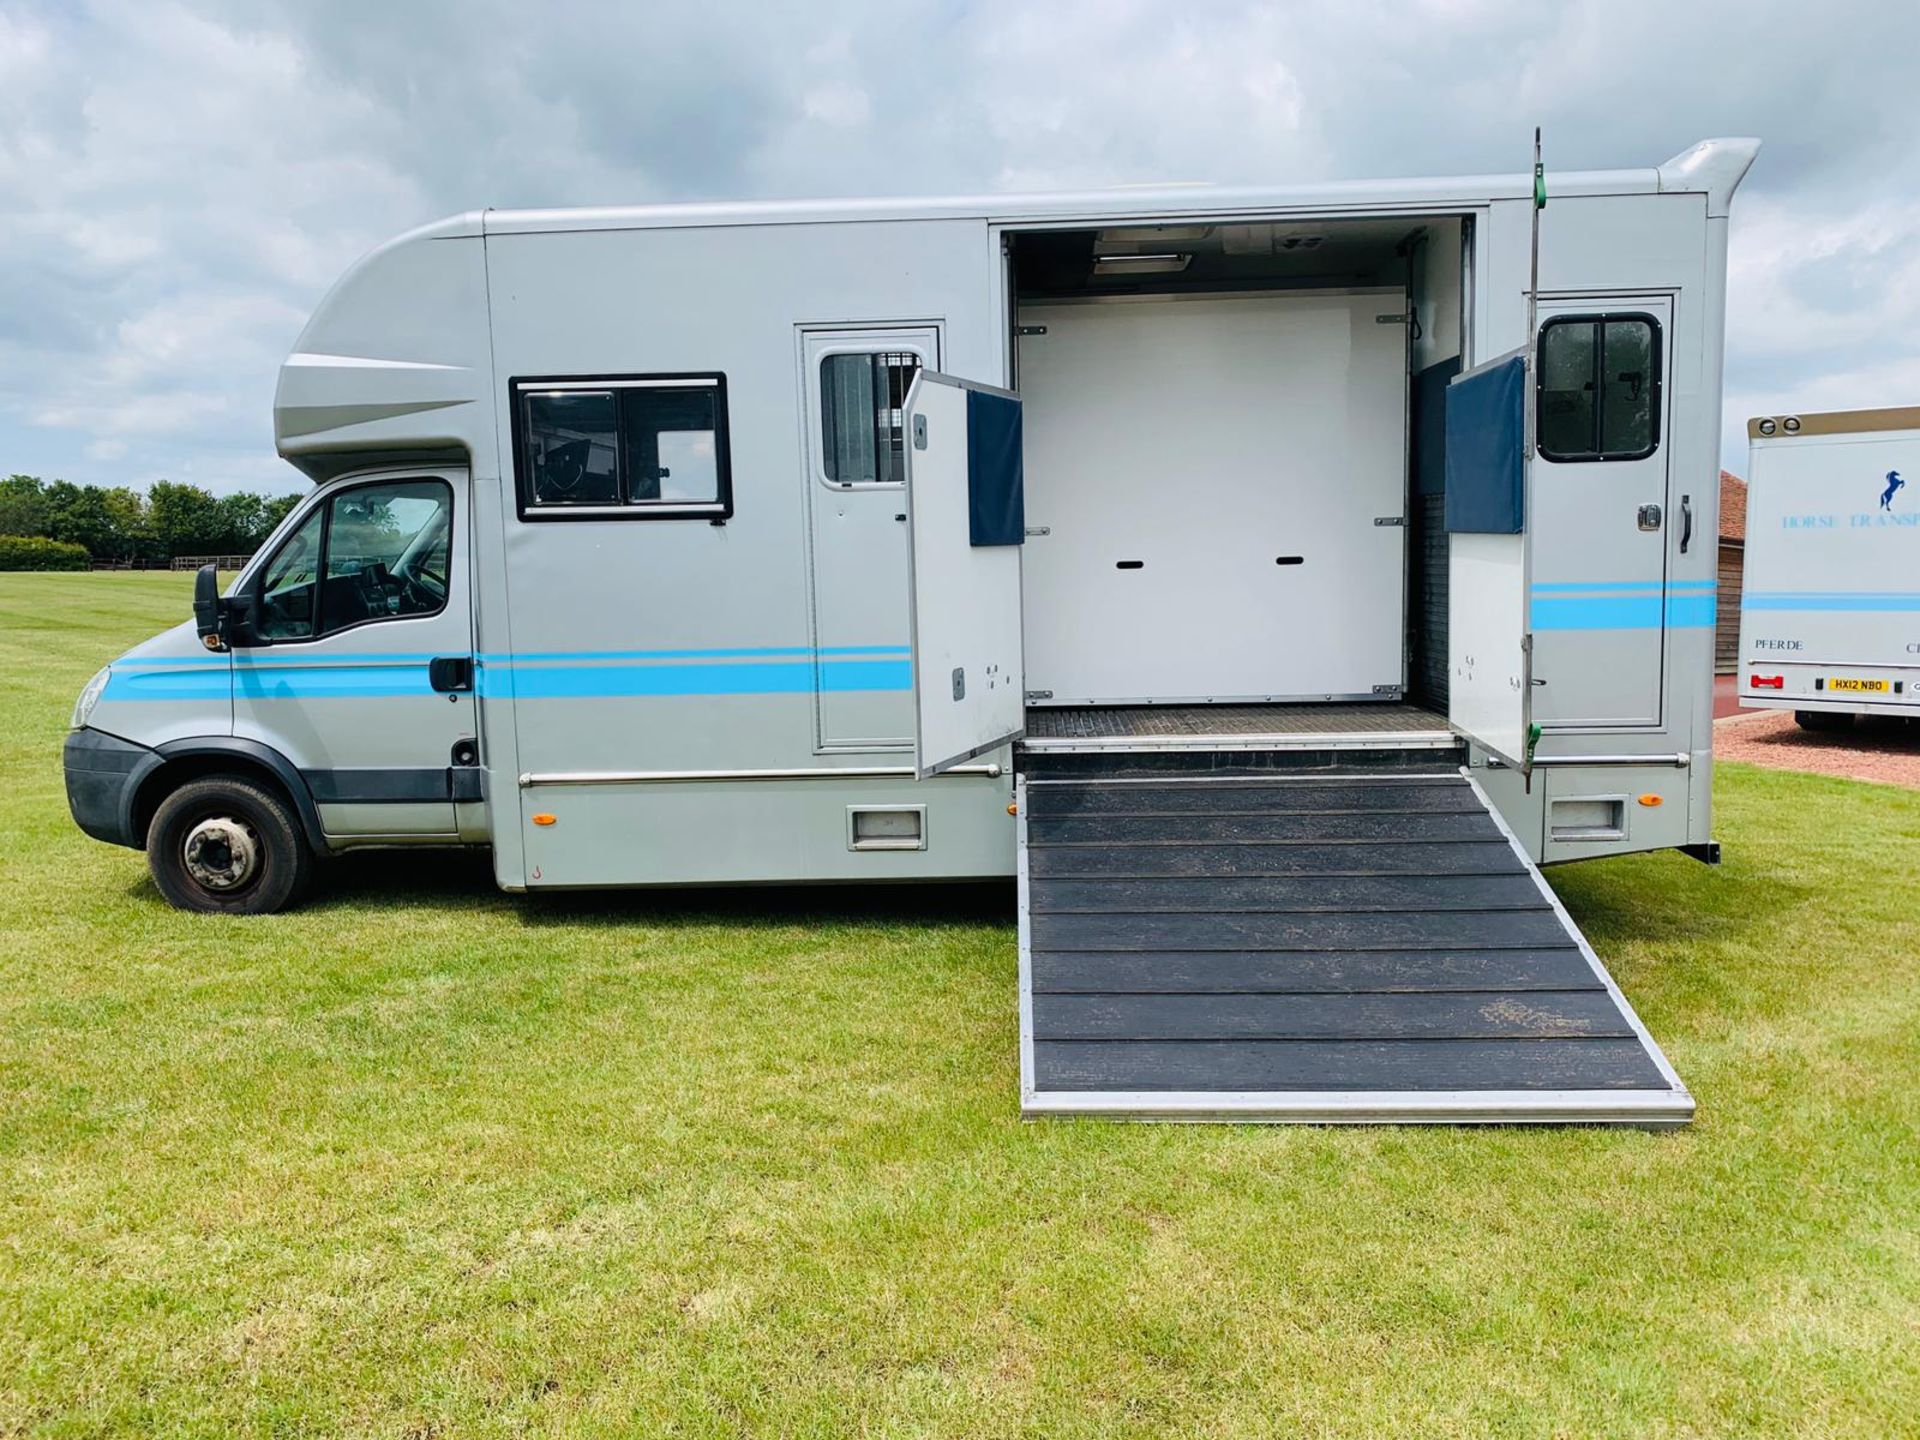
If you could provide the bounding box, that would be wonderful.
[965,390,1024,547]
[1444,355,1526,534]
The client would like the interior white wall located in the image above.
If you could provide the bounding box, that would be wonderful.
[1018,290,1410,705]
[1412,217,1464,370]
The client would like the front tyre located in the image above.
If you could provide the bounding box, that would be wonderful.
[147,775,314,914]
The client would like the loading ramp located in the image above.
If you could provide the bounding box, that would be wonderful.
[1015,759,1692,1126]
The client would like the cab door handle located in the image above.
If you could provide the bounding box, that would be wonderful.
[429,656,474,693]
[1636,503,1663,531]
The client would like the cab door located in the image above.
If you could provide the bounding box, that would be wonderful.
[900,372,1026,778]
[232,470,476,837]
[1527,300,1674,728]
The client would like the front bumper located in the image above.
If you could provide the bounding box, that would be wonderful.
[64,727,153,849]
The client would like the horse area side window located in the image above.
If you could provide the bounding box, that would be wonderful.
[516,376,733,521]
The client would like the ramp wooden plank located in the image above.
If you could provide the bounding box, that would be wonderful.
[1025,781,1484,818]
[1029,872,1549,914]
[1026,839,1523,878]
[1027,809,1503,845]
[1029,948,1602,995]
[1032,1038,1673,1092]
[1032,908,1579,953]
[1032,991,1635,1040]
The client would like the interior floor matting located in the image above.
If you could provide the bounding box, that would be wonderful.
[1024,702,1448,741]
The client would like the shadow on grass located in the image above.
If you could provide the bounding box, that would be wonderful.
[1545,843,1820,951]
[290,848,1017,931]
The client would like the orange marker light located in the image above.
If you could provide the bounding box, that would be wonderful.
[532,813,557,826]
[1007,802,1018,815]
[1637,794,1663,808]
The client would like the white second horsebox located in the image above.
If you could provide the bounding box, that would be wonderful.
[65,138,1759,1124]
[1738,407,1920,728]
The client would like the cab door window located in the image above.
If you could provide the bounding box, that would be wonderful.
[253,479,453,642]
[255,508,323,640]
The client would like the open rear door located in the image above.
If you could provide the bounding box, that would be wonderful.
[902,371,1026,778]
[1445,352,1535,774]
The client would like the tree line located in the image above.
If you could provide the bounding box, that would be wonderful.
[0,474,303,562]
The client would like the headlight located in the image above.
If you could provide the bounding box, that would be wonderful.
[70,666,111,730]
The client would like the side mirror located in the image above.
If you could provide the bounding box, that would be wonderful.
[192,563,226,652]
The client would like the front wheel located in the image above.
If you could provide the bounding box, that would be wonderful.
[1794,709,1855,734]
[147,775,315,914]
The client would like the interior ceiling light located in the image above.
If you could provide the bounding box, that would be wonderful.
[1092,253,1193,276]
[1133,225,1215,243]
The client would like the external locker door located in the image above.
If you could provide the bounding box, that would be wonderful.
[900,371,1026,778]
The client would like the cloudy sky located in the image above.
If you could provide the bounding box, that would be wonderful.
[1,0,1914,497]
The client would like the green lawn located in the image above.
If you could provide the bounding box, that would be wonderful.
[2,572,1917,1438]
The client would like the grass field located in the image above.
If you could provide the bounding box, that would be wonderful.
[3,572,1918,1437]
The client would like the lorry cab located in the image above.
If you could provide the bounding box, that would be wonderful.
[63,465,483,911]
[67,138,1757,916]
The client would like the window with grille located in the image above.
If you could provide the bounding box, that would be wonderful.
[819,351,923,486]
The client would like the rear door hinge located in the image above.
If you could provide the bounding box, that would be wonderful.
[1025,689,1054,702]
[1373,515,1406,527]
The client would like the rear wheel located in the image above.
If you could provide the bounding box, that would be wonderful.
[146,775,314,914]
[1794,709,1856,734]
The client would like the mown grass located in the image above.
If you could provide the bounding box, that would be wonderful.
[2,571,1917,1438]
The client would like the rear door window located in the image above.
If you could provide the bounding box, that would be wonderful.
[1536,314,1661,462]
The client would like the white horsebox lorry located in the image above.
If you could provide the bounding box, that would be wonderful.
[64,139,1759,1124]
[1738,407,1920,729]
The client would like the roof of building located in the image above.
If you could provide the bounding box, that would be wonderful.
[1720,470,1747,543]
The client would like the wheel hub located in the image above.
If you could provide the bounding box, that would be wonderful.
[182,816,260,892]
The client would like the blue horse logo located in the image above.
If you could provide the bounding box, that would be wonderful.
[1883,469,1906,511]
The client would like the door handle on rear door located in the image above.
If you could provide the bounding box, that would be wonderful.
[429,656,474,693]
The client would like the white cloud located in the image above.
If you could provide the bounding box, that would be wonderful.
[0,0,1915,491]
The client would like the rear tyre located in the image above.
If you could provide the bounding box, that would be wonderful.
[1794,709,1855,734]
[146,775,314,915]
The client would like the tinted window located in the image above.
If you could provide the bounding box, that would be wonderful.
[1536,314,1661,462]
[821,351,921,485]
[516,378,732,517]
[1537,321,1597,459]
[623,387,721,504]
[255,508,322,640]
[1599,318,1656,456]
[525,391,619,503]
